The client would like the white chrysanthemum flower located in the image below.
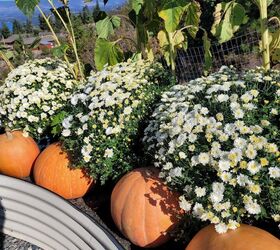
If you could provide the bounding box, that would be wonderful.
[247,161,261,174]
[198,152,210,165]
[179,196,192,212]
[104,148,114,158]
[272,214,280,222]
[193,203,204,218]
[234,138,247,149]
[217,94,229,102]
[218,160,230,172]
[237,174,250,186]
[245,144,257,160]
[195,187,206,197]
[245,200,261,215]
[233,108,244,119]
[215,223,228,234]
[179,151,187,159]
[268,167,280,179]
[227,220,240,230]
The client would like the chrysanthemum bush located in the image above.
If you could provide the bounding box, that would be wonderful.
[143,66,280,233]
[0,58,78,139]
[58,60,173,183]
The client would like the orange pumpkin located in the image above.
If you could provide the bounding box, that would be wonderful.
[34,143,93,199]
[111,167,183,248]
[186,224,280,250]
[0,130,40,178]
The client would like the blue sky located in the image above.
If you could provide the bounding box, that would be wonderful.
[0,0,126,25]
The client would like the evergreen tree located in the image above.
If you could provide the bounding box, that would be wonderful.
[12,20,22,34]
[1,22,11,39]
[81,6,93,24]
[24,19,33,34]
[39,14,49,31]
[92,0,102,22]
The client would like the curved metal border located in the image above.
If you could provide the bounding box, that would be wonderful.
[0,174,124,250]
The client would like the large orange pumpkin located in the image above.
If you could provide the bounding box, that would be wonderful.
[0,130,40,178]
[186,224,280,250]
[34,143,93,199]
[111,167,183,248]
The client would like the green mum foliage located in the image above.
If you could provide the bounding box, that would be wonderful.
[59,60,174,184]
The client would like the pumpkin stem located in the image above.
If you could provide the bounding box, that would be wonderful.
[5,128,13,140]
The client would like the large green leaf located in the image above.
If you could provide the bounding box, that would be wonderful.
[185,1,201,38]
[129,0,144,15]
[158,1,186,33]
[52,43,69,58]
[157,29,186,66]
[211,1,247,43]
[94,39,124,70]
[96,16,121,39]
[15,0,40,16]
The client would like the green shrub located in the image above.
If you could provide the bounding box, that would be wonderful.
[59,60,173,183]
[144,66,280,233]
[0,58,78,139]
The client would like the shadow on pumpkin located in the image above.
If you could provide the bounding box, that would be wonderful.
[142,169,183,222]
[141,168,184,247]
[0,198,4,250]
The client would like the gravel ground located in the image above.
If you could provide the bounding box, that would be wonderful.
[0,233,42,250]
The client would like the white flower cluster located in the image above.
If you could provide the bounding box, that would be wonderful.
[60,60,170,183]
[0,58,78,139]
[144,66,280,233]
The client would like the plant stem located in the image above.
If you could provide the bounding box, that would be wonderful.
[259,0,270,71]
[65,8,85,80]
[5,128,13,140]
[0,51,14,71]
[166,31,176,76]
[47,0,84,80]
[37,6,77,79]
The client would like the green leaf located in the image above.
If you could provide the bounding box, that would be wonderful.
[185,1,201,38]
[94,39,124,70]
[51,111,67,135]
[157,30,185,66]
[129,0,144,15]
[52,43,69,58]
[96,16,121,39]
[15,0,40,16]
[203,31,212,72]
[211,2,247,43]
[29,37,41,49]
[158,30,169,48]
[158,1,185,33]
[5,51,14,60]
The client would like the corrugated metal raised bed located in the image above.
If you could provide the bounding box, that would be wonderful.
[0,174,124,250]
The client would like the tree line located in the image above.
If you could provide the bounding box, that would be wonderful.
[0,4,102,39]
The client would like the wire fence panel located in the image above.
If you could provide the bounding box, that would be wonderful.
[173,29,262,83]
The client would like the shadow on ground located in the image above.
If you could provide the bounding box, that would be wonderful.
[0,198,5,250]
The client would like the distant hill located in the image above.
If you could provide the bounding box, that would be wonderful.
[0,0,126,30]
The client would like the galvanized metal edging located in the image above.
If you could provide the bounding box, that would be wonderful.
[0,174,125,250]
